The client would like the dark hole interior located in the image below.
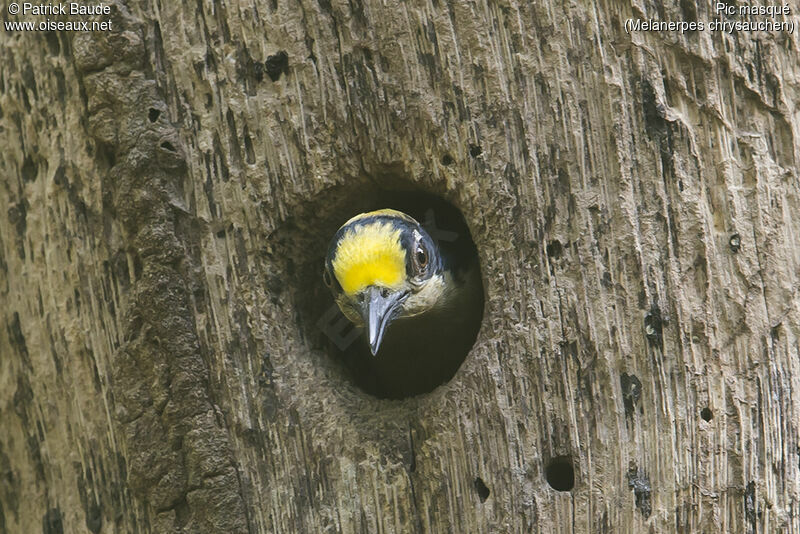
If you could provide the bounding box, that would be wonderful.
[546,239,563,259]
[546,456,575,491]
[474,477,490,502]
[279,184,484,400]
[700,407,713,421]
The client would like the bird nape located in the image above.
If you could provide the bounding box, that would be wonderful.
[323,206,483,399]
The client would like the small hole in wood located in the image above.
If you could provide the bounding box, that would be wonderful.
[265,51,289,81]
[474,477,490,502]
[468,144,483,158]
[441,153,454,166]
[546,456,574,491]
[700,407,713,421]
[148,108,161,123]
[160,141,177,152]
[132,252,143,280]
[644,307,663,346]
[729,233,741,253]
[546,240,563,259]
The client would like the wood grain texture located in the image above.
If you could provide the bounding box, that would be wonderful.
[1,0,799,532]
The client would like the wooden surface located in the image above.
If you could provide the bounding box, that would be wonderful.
[1,0,799,532]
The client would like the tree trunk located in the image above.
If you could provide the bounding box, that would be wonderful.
[2,0,799,532]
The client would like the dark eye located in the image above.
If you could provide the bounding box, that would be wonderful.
[415,246,428,269]
[323,269,333,288]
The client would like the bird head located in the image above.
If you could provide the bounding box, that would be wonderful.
[323,209,445,355]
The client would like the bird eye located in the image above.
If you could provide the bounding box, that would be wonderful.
[415,246,428,269]
[323,269,333,288]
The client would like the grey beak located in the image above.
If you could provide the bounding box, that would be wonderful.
[359,286,406,356]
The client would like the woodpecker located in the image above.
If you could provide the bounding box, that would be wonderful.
[323,208,483,398]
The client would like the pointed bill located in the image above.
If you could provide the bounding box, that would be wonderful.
[359,286,406,356]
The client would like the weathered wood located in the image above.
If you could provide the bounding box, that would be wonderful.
[2,0,799,532]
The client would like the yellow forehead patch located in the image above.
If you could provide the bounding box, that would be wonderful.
[332,222,406,295]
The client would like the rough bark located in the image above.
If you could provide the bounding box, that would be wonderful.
[2,0,799,532]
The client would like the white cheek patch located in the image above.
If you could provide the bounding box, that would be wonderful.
[402,274,445,317]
